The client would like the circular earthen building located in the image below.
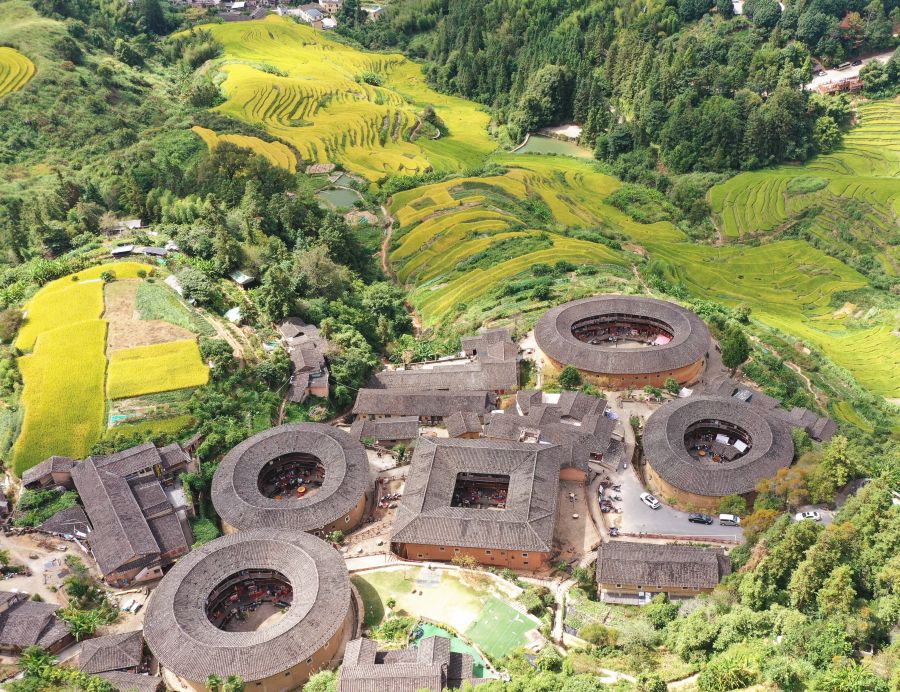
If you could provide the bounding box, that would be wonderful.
[143,530,354,691]
[534,296,710,389]
[643,395,794,511]
[212,423,369,535]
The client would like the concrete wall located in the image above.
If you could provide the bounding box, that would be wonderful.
[545,356,705,390]
[394,543,550,570]
[162,605,352,692]
[222,492,367,536]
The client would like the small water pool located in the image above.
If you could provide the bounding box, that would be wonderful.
[317,187,362,209]
[514,134,593,158]
[414,623,487,677]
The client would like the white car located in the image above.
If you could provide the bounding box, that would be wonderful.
[640,492,661,510]
[794,511,821,522]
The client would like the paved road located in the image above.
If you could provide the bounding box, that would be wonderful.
[805,51,894,90]
[603,461,743,542]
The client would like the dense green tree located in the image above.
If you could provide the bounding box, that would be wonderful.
[558,365,582,391]
[721,326,750,374]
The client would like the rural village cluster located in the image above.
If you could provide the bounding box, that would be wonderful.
[0,288,841,691]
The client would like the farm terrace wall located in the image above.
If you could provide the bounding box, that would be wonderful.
[393,543,551,570]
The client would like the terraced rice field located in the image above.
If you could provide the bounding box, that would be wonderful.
[710,102,900,240]
[192,17,495,181]
[390,156,638,322]
[0,46,35,98]
[192,125,297,172]
[12,264,209,474]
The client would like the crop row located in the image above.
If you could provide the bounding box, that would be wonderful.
[0,47,35,98]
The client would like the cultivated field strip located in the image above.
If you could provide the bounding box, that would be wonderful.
[192,125,297,172]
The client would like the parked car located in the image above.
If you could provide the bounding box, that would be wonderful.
[640,492,661,510]
[719,513,741,526]
[851,59,863,66]
[688,513,713,525]
[837,61,852,70]
[795,510,822,522]
[814,69,826,76]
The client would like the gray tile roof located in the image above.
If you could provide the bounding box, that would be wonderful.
[21,456,75,486]
[461,328,512,356]
[534,296,710,375]
[391,438,560,552]
[96,671,162,692]
[89,443,164,480]
[79,630,144,674]
[643,395,794,497]
[352,390,497,418]
[72,459,162,576]
[350,417,419,442]
[0,593,71,651]
[596,541,730,590]
[143,530,351,683]
[339,636,475,691]
[372,358,517,392]
[445,411,482,438]
[212,423,369,532]
[40,506,91,537]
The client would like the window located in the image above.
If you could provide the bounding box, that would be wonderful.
[523,561,529,566]
[485,550,492,555]
[522,553,528,557]
[616,583,622,588]
[306,657,313,665]
[417,554,423,558]
[344,516,350,523]
[453,548,460,553]
[439,547,445,551]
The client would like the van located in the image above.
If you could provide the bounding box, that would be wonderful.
[719,513,741,526]
[837,62,851,70]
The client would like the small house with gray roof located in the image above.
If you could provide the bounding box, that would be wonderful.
[0,591,73,655]
[445,411,482,439]
[79,630,144,674]
[21,456,76,490]
[279,318,331,402]
[391,437,560,569]
[339,635,478,691]
[596,541,730,604]
[350,416,419,446]
[95,671,162,692]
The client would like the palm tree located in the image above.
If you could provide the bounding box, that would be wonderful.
[223,675,245,692]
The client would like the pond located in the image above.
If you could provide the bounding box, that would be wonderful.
[316,186,362,209]
[514,134,593,158]
[414,623,488,677]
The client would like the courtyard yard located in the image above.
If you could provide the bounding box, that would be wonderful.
[351,566,539,660]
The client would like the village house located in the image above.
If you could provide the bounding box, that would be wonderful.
[445,411,483,439]
[391,437,560,569]
[595,542,731,604]
[373,327,518,394]
[278,318,331,402]
[0,591,74,655]
[352,389,498,425]
[21,455,76,490]
[297,3,325,25]
[317,0,342,13]
[350,416,419,447]
[69,443,197,586]
[79,630,145,676]
[338,636,477,691]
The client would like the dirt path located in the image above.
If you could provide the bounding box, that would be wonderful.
[632,264,653,294]
[785,361,823,405]
[205,313,245,360]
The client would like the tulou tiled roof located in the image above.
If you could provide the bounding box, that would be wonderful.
[0,592,71,651]
[643,395,794,497]
[352,390,497,418]
[350,417,419,442]
[391,438,560,553]
[534,295,710,375]
[596,541,730,590]
[212,423,369,532]
[339,635,475,691]
[79,630,144,674]
[143,530,351,683]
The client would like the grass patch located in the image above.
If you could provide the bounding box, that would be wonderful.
[13,320,108,475]
[786,175,829,196]
[104,414,196,440]
[135,280,215,336]
[107,339,208,399]
[351,575,386,628]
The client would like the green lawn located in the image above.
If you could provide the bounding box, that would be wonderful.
[463,596,537,660]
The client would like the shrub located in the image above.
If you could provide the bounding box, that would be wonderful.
[190,517,221,547]
[644,593,681,629]
[717,494,747,517]
[558,365,582,391]
[578,622,618,646]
